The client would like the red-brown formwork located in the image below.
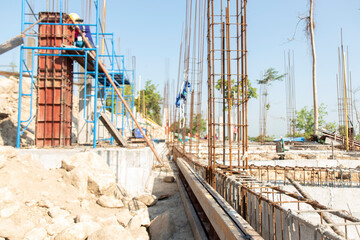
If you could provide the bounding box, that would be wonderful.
[36,12,74,147]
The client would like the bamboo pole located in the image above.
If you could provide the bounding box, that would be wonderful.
[75,25,163,164]
[343,51,349,151]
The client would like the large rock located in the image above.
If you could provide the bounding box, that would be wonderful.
[0,218,26,239]
[135,207,150,227]
[87,225,134,240]
[0,202,19,218]
[96,215,119,227]
[61,152,117,195]
[37,199,54,208]
[46,218,73,236]
[97,195,124,208]
[81,222,102,237]
[24,228,47,240]
[136,194,157,207]
[116,208,132,227]
[80,199,91,210]
[48,207,70,219]
[75,213,95,223]
[127,199,147,212]
[88,170,117,196]
[130,226,149,240]
[0,187,14,204]
[54,222,100,240]
[68,167,88,197]
[54,224,86,240]
[149,211,175,240]
[163,176,175,183]
[61,152,105,171]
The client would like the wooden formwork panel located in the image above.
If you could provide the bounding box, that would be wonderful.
[36,12,74,147]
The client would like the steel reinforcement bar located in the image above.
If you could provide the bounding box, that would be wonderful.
[247,165,360,188]
[171,145,360,240]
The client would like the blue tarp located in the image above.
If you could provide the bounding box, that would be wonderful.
[273,137,305,142]
[132,128,147,138]
[176,80,191,107]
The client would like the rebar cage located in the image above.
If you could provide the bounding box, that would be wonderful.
[207,0,248,180]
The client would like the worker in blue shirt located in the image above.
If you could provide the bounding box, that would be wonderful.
[70,13,95,49]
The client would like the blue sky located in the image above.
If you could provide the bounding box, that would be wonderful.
[1,0,360,137]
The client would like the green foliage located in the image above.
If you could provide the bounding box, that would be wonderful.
[215,79,258,108]
[191,114,207,136]
[265,104,270,111]
[324,121,338,133]
[257,68,285,112]
[257,68,285,86]
[135,80,162,125]
[294,103,328,139]
[355,134,360,142]
[105,85,134,113]
[170,113,207,137]
[248,135,275,142]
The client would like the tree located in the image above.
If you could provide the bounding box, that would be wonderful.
[215,79,258,108]
[135,80,162,125]
[290,0,318,137]
[309,0,319,137]
[191,114,207,136]
[171,113,207,136]
[257,68,285,140]
[105,85,134,113]
[295,103,330,139]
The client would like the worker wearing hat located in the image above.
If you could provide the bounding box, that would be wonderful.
[70,13,95,48]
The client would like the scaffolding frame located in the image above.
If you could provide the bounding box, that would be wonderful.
[16,0,135,148]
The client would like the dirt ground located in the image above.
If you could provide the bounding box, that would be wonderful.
[148,156,195,240]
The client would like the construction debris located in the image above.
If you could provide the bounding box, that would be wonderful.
[0,147,152,240]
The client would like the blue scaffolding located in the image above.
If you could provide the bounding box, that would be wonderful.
[16,0,135,148]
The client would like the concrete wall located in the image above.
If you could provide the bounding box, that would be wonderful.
[17,147,154,196]
[96,148,154,196]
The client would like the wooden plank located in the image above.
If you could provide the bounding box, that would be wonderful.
[99,112,128,147]
[0,35,24,55]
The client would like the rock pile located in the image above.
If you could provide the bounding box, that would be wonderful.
[0,147,156,240]
[0,76,35,147]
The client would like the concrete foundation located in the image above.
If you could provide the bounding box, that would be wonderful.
[282,185,360,240]
[249,159,360,168]
[17,146,154,196]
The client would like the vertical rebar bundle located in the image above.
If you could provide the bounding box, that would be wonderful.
[284,50,296,138]
[207,0,248,183]
[175,0,206,155]
[337,31,354,150]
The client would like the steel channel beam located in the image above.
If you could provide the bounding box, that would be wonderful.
[176,157,263,240]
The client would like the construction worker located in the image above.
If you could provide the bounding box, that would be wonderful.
[233,126,238,141]
[69,13,95,48]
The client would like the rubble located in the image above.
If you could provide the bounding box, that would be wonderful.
[0,147,151,240]
[163,176,175,183]
[149,211,176,240]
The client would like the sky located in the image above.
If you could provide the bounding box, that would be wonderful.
[1,0,360,137]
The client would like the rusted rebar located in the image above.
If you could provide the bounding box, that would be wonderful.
[286,175,346,238]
